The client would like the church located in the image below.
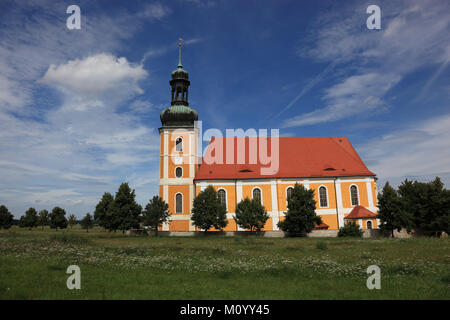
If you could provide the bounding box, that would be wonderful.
[158,44,379,233]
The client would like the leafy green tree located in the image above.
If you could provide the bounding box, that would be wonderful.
[234,197,269,232]
[338,221,364,237]
[80,213,94,232]
[399,177,450,236]
[19,207,38,229]
[49,207,68,230]
[191,185,228,232]
[277,183,322,236]
[377,181,413,237]
[0,205,14,229]
[142,196,169,236]
[110,183,142,234]
[38,209,49,229]
[94,192,114,231]
[68,214,77,228]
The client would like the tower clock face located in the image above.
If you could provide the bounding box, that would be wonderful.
[174,157,183,165]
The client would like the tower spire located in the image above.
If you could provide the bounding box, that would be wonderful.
[178,37,183,67]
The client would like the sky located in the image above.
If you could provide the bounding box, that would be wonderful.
[0,0,449,218]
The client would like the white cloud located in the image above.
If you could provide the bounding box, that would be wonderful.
[139,3,172,20]
[41,54,147,99]
[283,73,400,127]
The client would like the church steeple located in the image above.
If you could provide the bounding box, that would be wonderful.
[170,38,190,106]
[160,38,198,128]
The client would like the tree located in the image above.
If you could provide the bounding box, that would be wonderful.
[38,209,49,229]
[49,207,68,230]
[191,185,228,232]
[80,213,94,232]
[0,205,14,229]
[377,181,413,237]
[399,177,450,236]
[338,221,364,237]
[19,207,38,229]
[110,183,142,234]
[277,183,322,236]
[234,197,269,232]
[68,214,77,228]
[142,196,169,236]
[94,192,114,231]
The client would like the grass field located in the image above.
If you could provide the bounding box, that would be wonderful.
[0,226,449,299]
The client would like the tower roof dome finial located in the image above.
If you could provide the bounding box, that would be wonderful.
[178,37,183,68]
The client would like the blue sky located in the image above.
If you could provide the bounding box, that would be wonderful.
[0,0,449,218]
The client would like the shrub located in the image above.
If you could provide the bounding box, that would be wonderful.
[338,221,364,237]
[234,197,269,232]
[316,241,328,250]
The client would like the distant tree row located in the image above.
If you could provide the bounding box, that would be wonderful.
[0,204,94,232]
[378,177,450,237]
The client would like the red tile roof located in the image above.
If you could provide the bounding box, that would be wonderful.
[314,223,330,230]
[194,137,375,180]
[345,206,377,219]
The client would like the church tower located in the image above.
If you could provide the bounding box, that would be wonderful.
[159,39,199,231]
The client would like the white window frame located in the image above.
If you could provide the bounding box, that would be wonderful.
[285,186,294,208]
[349,184,360,207]
[251,187,263,205]
[175,192,183,214]
[175,137,183,152]
[217,188,228,211]
[175,166,183,178]
[318,185,329,208]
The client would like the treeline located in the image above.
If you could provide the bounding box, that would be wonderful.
[378,177,449,237]
[0,205,95,232]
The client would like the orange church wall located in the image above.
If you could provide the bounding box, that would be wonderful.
[319,214,339,230]
[169,220,190,231]
[277,183,295,212]
[341,181,369,208]
[167,161,190,179]
[242,184,272,211]
[168,185,190,215]
[309,182,336,209]
[209,184,237,213]
[159,185,163,198]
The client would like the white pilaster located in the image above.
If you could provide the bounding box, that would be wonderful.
[270,179,279,231]
[335,178,345,228]
[366,180,374,208]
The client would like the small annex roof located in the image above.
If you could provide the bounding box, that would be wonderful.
[314,223,330,229]
[194,137,375,180]
[345,206,378,219]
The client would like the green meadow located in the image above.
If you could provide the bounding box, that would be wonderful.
[0,226,448,299]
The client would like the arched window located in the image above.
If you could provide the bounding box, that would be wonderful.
[175,167,182,178]
[175,193,183,213]
[218,189,227,210]
[286,187,293,201]
[252,188,262,204]
[319,186,328,207]
[175,137,183,152]
[367,220,372,229]
[350,185,359,206]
